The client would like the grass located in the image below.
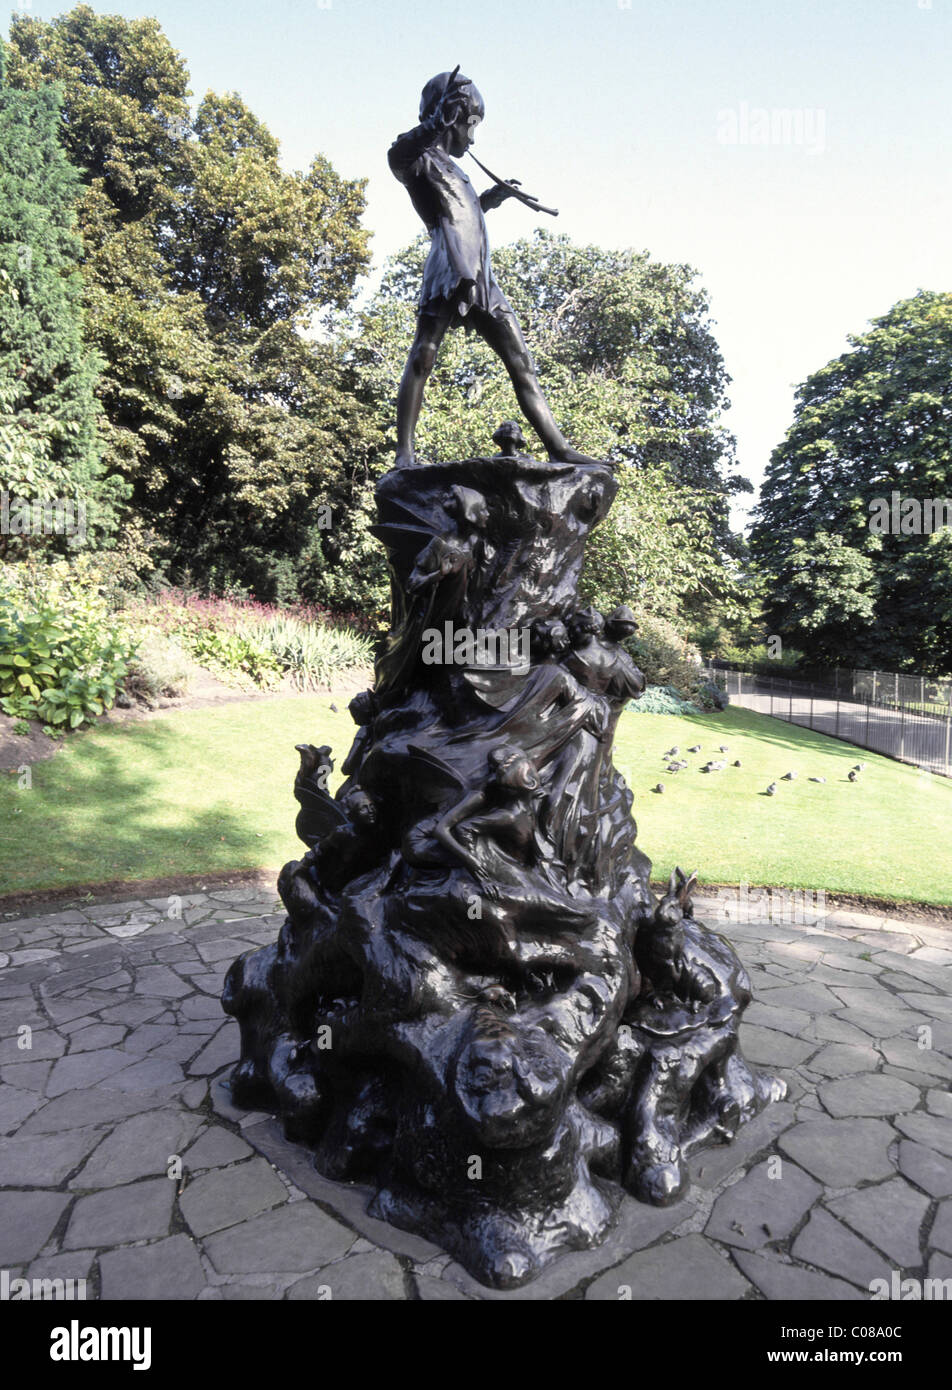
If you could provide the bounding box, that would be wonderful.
[0,696,358,901]
[1,701,950,906]
[615,706,952,905]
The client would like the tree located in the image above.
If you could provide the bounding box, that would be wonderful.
[756,532,879,666]
[750,291,952,672]
[7,7,376,598]
[350,231,747,623]
[0,37,120,559]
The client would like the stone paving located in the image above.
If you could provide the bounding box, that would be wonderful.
[1,885,950,1300]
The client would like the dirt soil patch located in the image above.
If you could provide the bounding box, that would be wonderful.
[0,868,279,919]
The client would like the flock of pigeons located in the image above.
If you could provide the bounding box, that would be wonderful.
[650,745,868,796]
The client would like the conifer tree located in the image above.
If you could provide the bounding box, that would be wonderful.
[0,38,119,558]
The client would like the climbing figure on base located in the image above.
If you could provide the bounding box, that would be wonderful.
[388,69,601,469]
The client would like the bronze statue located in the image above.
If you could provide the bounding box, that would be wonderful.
[388,69,600,469]
[222,68,787,1288]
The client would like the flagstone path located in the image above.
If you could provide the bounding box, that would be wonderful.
[1,887,950,1300]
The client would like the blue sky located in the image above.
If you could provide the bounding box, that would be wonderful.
[11,0,952,523]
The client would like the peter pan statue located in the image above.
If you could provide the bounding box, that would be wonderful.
[388,69,600,469]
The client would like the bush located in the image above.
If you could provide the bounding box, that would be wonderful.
[0,558,137,728]
[628,684,701,715]
[243,616,374,690]
[122,589,374,690]
[122,591,280,689]
[694,677,730,711]
[122,631,192,707]
[715,641,803,672]
[627,609,705,696]
[176,620,282,689]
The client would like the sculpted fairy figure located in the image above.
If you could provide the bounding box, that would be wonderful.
[401,743,545,891]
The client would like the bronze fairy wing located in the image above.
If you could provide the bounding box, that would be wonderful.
[376,493,437,529]
[404,743,467,806]
[368,521,437,567]
[462,666,530,711]
[293,784,351,848]
[371,493,441,549]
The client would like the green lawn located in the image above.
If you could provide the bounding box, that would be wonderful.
[0,696,358,901]
[2,699,951,906]
[615,707,952,905]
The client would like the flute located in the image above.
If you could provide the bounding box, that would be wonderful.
[466,150,559,218]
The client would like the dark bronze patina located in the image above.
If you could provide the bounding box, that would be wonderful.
[222,76,785,1289]
[387,69,599,471]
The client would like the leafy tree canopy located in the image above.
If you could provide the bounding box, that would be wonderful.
[7,6,376,596]
[351,230,747,623]
[0,36,120,559]
[751,291,952,672]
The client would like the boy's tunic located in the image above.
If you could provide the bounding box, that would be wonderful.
[388,125,507,320]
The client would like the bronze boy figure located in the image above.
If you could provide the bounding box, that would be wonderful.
[388,70,599,468]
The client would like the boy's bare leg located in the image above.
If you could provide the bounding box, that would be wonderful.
[472,305,602,465]
[395,310,452,467]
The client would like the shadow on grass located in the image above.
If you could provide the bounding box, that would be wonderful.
[0,716,287,899]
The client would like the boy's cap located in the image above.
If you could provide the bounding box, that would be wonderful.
[419,71,483,124]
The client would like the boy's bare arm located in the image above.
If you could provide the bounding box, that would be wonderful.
[389,75,466,180]
[388,123,438,180]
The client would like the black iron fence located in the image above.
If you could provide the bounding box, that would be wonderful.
[708,666,952,778]
[852,668,952,713]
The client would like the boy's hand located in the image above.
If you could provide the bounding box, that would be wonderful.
[425,98,460,132]
[425,76,465,132]
[426,64,463,130]
[480,179,521,211]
